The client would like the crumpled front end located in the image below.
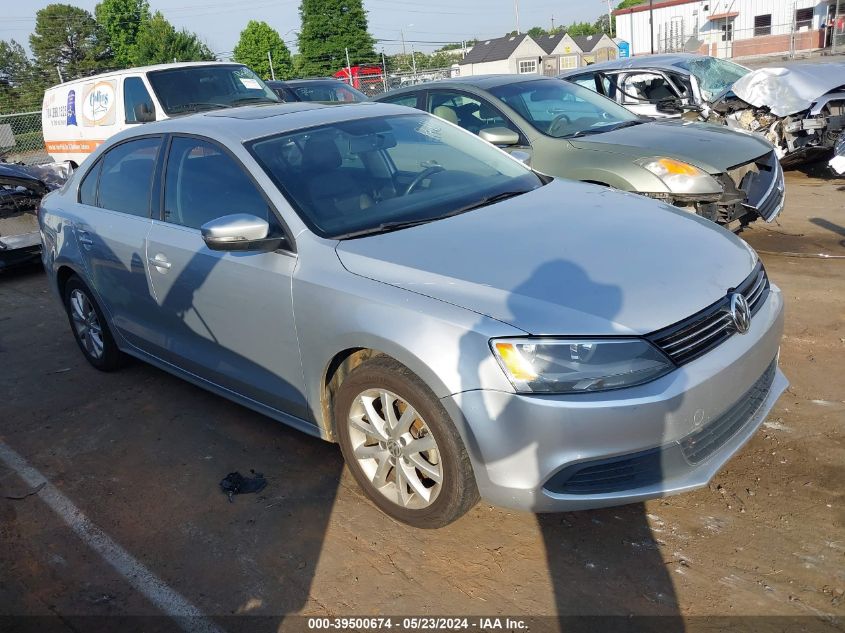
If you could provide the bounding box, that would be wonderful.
[664,150,785,229]
[707,66,845,167]
[0,162,72,268]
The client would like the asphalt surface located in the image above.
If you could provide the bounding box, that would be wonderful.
[0,168,843,633]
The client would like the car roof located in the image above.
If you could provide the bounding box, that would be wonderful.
[558,53,705,77]
[377,74,555,97]
[46,61,248,90]
[103,101,415,145]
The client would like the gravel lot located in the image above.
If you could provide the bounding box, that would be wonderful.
[0,166,843,632]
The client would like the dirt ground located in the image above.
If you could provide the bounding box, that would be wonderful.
[0,167,843,632]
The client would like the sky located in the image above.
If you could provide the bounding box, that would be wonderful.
[0,0,610,57]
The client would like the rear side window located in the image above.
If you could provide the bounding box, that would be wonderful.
[97,137,161,217]
[163,137,281,233]
[124,77,156,123]
[78,160,101,206]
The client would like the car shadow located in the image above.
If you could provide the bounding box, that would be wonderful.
[458,258,684,623]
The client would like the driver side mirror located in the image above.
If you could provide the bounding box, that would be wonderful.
[479,127,519,147]
[201,214,285,252]
[133,102,156,123]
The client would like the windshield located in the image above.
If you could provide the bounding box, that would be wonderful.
[290,82,368,103]
[489,78,640,139]
[674,57,749,101]
[248,113,543,239]
[147,65,279,115]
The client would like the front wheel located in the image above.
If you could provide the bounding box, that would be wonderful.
[334,356,478,528]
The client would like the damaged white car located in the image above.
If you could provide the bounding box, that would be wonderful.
[711,63,845,168]
[561,55,845,169]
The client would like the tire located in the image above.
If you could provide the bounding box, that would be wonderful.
[334,356,479,528]
[63,275,125,371]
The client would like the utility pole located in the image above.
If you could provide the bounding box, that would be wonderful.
[401,29,407,56]
[381,50,388,91]
[411,46,417,75]
[55,66,64,84]
[649,0,654,54]
[345,47,353,86]
[604,0,614,37]
[514,0,521,34]
[551,14,555,31]
[267,50,276,80]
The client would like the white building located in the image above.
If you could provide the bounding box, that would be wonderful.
[613,0,838,58]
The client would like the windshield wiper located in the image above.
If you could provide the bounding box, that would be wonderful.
[168,102,232,114]
[231,96,278,105]
[565,119,643,138]
[335,191,530,240]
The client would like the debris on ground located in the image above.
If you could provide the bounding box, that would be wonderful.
[219,470,267,503]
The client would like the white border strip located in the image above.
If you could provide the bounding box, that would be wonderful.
[0,441,226,633]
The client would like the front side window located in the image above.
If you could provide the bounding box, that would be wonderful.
[620,72,678,104]
[96,137,161,217]
[427,90,520,139]
[124,77,155,123]
[163,137,282,234]
[489,78,639,139]
[146,65,279,115]
[248,113,543,239]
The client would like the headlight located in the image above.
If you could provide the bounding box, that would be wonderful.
[637,157,722,197]
[491,338,673,394]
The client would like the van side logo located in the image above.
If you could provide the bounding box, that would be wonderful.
[82,81,116,126]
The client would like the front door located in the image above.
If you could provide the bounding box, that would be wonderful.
[144,135,309,420]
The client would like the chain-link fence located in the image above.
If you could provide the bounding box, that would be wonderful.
[655,20,833,60]
[0,110,49,165]
[337,67,456,98]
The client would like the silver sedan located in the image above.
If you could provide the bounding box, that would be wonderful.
[39,102,787,527]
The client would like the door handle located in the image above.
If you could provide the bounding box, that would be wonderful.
[148,254,171,270]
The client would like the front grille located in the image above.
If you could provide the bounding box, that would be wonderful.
[680,359,777,463]
[648,262,769,366]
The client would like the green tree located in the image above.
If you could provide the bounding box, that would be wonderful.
[30,4,107,83]
[565,21,600,37]
[297,0,376,76]
[0,39,42,112]
[95,0,150,67]
[132,11,214,65]
[233,21,292,80]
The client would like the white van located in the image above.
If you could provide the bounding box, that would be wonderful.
[42,62,278,165]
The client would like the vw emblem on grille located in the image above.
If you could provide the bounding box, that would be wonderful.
[729,292,751,334]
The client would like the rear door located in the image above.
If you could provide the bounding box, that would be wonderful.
[143,135,309,420]
[72,135,163,348]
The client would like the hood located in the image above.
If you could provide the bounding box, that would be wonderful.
[730,64,845,117]
[568,120,771,173]
[336,180,757,336]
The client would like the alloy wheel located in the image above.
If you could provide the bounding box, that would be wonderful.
[69,289,104,360]
[347,388,443,509]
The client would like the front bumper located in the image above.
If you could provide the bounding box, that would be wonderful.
[0,230,41,268]
[443,284,786,512]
